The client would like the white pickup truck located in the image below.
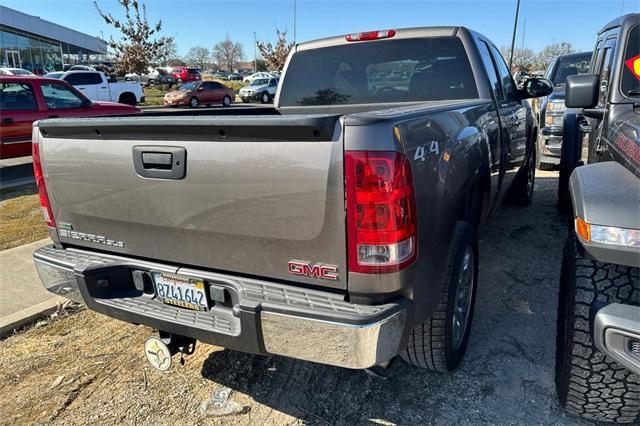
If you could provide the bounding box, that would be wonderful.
[56,70,144,106]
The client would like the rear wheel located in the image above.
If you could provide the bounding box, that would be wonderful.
[189,97,199,108]
[261,92,270,104]
[222,95,231,107]
[400,222,478,372]
[118,92,137,106]
[508,145,536,206]
[555,231,640,423]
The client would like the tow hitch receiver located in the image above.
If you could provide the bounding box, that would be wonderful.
[144,331,197,371]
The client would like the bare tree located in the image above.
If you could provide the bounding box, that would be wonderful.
[94,0,173,74]
[499,46,537,72]
[184,46,210,70]
[536,42,576,71]
[155,39,177,65]
[212,35,244,72]
[257,29,294,71]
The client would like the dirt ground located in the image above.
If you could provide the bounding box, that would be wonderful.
[0,171,591,425]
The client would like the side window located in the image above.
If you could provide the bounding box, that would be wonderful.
[490,45,517,102]
[41,83,84,109]
[0,82,37,110]
[269,79,277,87]
[591,40,604,74]
[621,24,639,99]
[64,73,92,85]
[477,41,502,101]
[210,82,223,89]
[92,73,103,85]
[598,47,615,106]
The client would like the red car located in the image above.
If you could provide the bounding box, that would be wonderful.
[163,80,235,108]
[0,76,141,159]
[170,67,201,84]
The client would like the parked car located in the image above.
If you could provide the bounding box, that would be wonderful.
[129,67,175,87]
[0,67,35,76]
[163,80,234,107]
[211,71,228,79]
[238,77,278,103]
[32,26,551,373]
[54,70,144,106]
[242,71,274,83]
[170,66,201,84]
[554,13,640,424]
[0,75,140,159]
[227,72,243,81]
[534,51,592,170]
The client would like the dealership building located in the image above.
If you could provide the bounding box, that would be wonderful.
[0,5,107,74]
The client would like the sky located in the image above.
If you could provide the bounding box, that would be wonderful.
[1,0,638,58]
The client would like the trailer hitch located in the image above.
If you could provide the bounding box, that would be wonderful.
[144,331,197,371]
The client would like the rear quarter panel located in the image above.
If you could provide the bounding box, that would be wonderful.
[344,101,495,322]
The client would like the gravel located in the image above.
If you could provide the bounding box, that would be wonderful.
[0,171,593,425]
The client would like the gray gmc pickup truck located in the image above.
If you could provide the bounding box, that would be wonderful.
[32,26,551,371]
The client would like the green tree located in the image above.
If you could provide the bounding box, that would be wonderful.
[94,0,173,74]
[257,28,294,71]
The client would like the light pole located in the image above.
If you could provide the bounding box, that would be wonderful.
[293,0,297,44]
[253,31,257,72]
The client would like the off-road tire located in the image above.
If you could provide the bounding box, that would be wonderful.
[400,221,478,372]
[555,231,640,423]
[507,146,536,206]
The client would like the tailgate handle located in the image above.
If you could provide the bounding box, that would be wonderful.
[142,152,173,169]
[132,146,186,179]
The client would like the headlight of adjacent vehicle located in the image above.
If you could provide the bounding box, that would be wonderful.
[546,99,566,114]
[545,114,564,126]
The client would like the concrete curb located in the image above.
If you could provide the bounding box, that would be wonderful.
[0,296,66,337]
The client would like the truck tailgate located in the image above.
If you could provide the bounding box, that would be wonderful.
[35,115,347,290]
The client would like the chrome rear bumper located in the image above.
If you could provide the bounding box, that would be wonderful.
[33,245,409,369]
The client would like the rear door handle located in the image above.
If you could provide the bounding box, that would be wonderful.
[2,118,14,125]
[132,146,186,179]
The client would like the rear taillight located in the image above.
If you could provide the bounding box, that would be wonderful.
[32,143,55,227]
[345,29,396,42]
[345,151,417,273]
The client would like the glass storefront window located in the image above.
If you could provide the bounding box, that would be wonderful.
[0,28,63,74]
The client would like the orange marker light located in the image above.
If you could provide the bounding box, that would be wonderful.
[575,217,591,242]
[625,54,640,80]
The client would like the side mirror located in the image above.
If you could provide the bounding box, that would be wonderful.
[520,78,553,99]
[82,98,93,108]
[565,74,599,108]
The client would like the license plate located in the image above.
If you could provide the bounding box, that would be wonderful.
[152,272,209,311]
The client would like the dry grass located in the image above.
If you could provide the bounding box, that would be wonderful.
[0,309,282,425]
[0,185,48,251]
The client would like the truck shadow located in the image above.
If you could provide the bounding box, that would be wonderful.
[199,174,591,424]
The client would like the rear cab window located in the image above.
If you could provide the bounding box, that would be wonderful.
[278,36,479,106]
[0,82,37,110]
[621,24,639,98]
